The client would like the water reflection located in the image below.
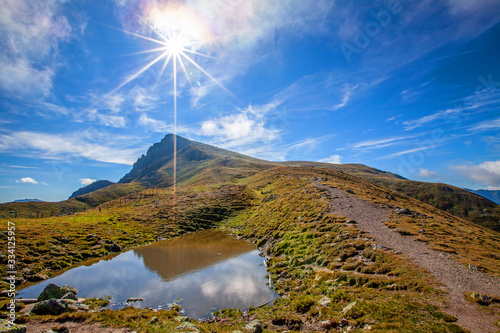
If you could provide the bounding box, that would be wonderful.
[18,230,278,319]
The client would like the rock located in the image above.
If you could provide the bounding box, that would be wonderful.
[175,322,200,332]
[318,296,331,307]
[261,194,280,203]
[37,284,78,301]
[105,242,121,252]
[339,318,349,327]
[28,274,49,282]
[0,319,27,333]
[342,301,357,314]
[150,316,159,324]
[244,320,263,333]
[321,320,336,329]
[175,316,190,322]
[126,298,144,303]
[32,299,88,315]
[346,219,357,224]
[396,208,412,215]
[61,291,78,301]
[32,299,68,315]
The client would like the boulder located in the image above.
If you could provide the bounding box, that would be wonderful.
[105,242,121,252]
[175,322,200,332]
[0,319,27,333]
[37,284,79,302]
[32,299,88,315]
[244,320,263,333]
[32,299,68,315]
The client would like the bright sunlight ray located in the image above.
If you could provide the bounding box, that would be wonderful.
[105,5,235,223]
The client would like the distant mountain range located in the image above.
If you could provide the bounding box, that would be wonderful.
[466,189,500,205]
[13,198,44,203]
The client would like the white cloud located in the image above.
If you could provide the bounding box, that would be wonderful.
[469,117,500,132]
[416,168,436,178]
[452,160,500,187]
[332,84,359,111]
[130,87,159,111]
[318,155,342,164]
[0,130,143,165]
[379,145,438,160]
[105,94,125,113]
[80,178,96,186]
[138,113,167,132]
[0,0,72,97]
[200,103,281,149]
[97,114,127,128]
[16,177,38,184]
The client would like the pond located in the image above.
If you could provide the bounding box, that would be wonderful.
[18,229,279,319]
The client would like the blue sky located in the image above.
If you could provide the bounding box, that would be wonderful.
[0,0,499,202]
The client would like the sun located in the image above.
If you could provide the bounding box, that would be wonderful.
[104,3,236,222]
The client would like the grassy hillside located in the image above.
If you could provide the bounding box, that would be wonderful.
[72,182,146,207]
[3,166,500,332]
[0,199,90,219]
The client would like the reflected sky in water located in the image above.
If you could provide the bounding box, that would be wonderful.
[18,230,278,319]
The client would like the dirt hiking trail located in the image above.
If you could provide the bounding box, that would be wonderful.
[316,182,500,333]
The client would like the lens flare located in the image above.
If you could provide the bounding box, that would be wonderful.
[105,3,235,222]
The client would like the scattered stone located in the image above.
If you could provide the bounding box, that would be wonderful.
[419,229,426,233]
[244,320,263,333]
[261,194,280,203]
[50,324,69,333]
[150,316,159,324]
[28,273,49,282]
[0,319,27,333]
[346,219,357,224]
[345,189,354,194]
[105,242,121,252]
[175,322,200,332]
[37,284,78,302]
[175,316,190,322]
[321,320,336,329]
[339,318,349,327]
[318,296,331,307]
[342,301,357,314]
[232,331,244,333]
[126,298,144,303]
[396,208,412,215]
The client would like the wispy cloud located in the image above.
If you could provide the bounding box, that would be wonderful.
[469,117,500,132]
[379,145,438,160]
[403,89,500,131]
[342,135,420,152]
[0,0,72,97]
[0,130,143,165]
[139,113,167,133]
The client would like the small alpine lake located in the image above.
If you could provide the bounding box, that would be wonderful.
[18,229,279,319]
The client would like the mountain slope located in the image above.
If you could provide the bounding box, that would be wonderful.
[69,180,114,199]
[57,134,499,231]
[119,134,275,187]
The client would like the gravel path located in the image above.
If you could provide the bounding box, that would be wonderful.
[316,183,500,333]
